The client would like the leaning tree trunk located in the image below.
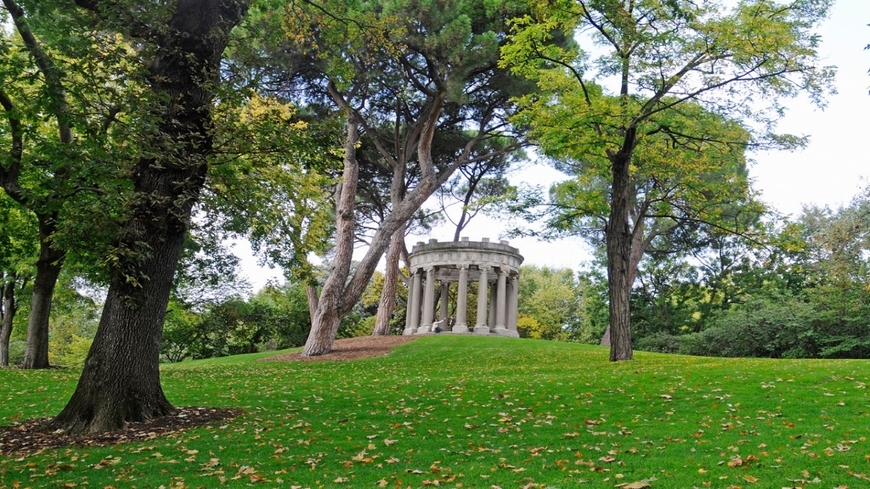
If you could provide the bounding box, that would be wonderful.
[1,276,16,367]
[605,149,634,362]
[49,0,246,435]
[22,215,65,369]
[373,225,406,336]
[302,119,360,355]
[373,161,408,336]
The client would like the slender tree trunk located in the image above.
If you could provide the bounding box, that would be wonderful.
[302,120,360,355]
[599,213,646,348]
[22,215,65,369]
[373,225,406,336]
[49,0,246,435]
[304,93,465,356]
[373,161,408,336]
[1,275,16,367]
[605,150,634,361]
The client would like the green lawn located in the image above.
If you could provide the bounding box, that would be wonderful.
[2,335,870,488]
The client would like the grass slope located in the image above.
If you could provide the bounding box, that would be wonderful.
[2,336,870,488]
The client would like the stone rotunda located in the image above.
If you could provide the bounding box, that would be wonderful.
[403,237,523,337]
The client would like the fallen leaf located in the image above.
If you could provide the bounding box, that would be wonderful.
[620,481,651,489]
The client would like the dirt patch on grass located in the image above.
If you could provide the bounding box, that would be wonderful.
[265,335,420,362]
[0,407,242,457]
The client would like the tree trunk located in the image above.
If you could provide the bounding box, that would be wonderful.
[1,275,16,367]
[302,119,360,355]
[304,92,467,356]
[373,160,408,336]
[306,284,319,327]
[373,225,405,336]
[49,0,247,435]
[49,230,182,433]
[599,212,647,348]
[605,149,635,361]
[22,215,65,369]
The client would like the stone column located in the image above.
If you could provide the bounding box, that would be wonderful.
[402,271,414,335]
[494,269,508,334]
[440,282,449,321]
[403,269,422,335]
[506,274,520,338]
[418,266,436,334]
[474,266,490,334]
[454,265,469,333]
[488,282,497,328]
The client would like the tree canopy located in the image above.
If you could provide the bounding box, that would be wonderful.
[501,0,835,360]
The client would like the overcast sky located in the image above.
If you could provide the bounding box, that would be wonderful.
[239,0,870,290]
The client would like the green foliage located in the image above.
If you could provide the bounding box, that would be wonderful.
[500,0,835,360]
[516,265,581,340]
[161,282,312,362]
[684,292,820,358]
[5,337,870,487]
[46,277,100,367]
[208,94,339,284]
[629,186,870,360]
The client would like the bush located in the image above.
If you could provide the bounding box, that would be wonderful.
[635,332,681,354]
[7,339,25,366]
[677,293,820,358]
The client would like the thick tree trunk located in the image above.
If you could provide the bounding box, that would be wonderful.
[373,225,405,336]
[49,0,246,435]
[1,275,16,367]
[302,120,360,355]
[49,226,183,434]
[22,215,65,369]
[605,150,634,361]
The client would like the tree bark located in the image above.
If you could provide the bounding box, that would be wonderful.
[306,284,319,327]
[49,0,247,435]
[302,119,360,355]
[373,225,406,336]
[373,158,408,336]
[1,274,16,367]
[22,214,65,369]
[599,210,647,348]
[605,147,635,361]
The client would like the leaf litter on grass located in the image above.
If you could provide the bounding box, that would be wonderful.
[4,337,870,488]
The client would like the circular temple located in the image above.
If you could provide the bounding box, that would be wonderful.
[404,237,523,337]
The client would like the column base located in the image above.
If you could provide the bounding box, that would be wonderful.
[416,324,432,334]
[473,325,490,335]
[493,328,519,338]
[403,327,418,336]
[452,323,469,334]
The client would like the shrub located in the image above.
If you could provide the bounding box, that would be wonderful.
[679,293,820,358]
[635,332,682,354]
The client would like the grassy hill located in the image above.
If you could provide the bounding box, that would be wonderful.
[2,335,870,488]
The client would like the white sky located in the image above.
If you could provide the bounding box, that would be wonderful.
[237,0,870,291]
